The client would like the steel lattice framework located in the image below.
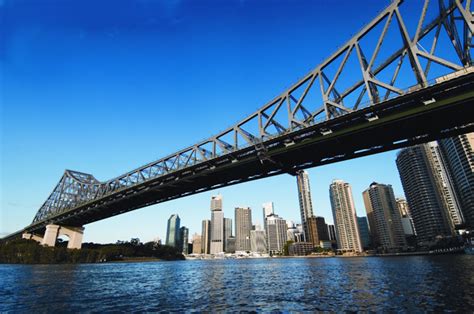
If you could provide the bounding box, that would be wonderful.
[31,0,473,227]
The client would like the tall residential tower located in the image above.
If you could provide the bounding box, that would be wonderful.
[329,180,362,252]
[296,170,315,242]
[363,183,406,250]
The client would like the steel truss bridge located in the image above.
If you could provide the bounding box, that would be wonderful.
[3,0,474,241]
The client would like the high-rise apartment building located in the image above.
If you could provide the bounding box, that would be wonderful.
[166,214,181,248]
[224,217,233,251]
[210,195,224,254]
[363,183,406,250]
[307,216,329,247]
[179,226,189,254]
[438,133,474,227]
[357,216,371,250]
[296,170,315,242]
[266,214,287,255]
[396,143,459,244]
[235,207,252,251]
[329,180,363,252]
[201,219,211,254]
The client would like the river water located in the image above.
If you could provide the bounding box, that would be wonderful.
[1,255,473,311]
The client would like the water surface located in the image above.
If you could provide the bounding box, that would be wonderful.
[1,255,473,311]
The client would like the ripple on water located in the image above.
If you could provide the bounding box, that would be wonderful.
[0,255,473,311]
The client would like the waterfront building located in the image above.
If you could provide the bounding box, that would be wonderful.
[235,207,252,251]
[250,229,267,253]
[266,214,287,255]
[191,233,202,254]
[363,183,406,250]
[438,133,474,228]
[288,242,313,256]
[210,195,224,254]
[357,216,371,250]
[329,180,363,252]
[179,226,189,254]
[307,216,330,247]
[224,217,233,251]
[165,214,180,248]
[201,219,211,254]
[296,170,315,242]
[396,143,460,244]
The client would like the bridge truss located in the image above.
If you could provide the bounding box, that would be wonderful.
[21,0,474,233]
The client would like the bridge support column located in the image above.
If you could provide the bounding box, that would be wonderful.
[41,224,85,249]
[42,224,60,247]
[62,226,85,249]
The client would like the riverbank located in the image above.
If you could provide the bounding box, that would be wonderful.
[0,239,184,264]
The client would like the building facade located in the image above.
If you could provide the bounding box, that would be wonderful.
[266,214,287,255]
[438,133,474,228]
[224,217,233,251]
[179,226,189,254]
[296,170,315,242]
[307,216,329,247]
[363,183,406,250]
[329,180,363,252]
[250,230,267,253]
[396,143,459,244]
[210,195,224,254]
[201,219,211,254]
[235,207,252,251]
[191,233,202,254]
[165,214,180,248]
[357,216,371,250]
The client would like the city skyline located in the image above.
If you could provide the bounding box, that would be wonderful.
[1,0,464,244]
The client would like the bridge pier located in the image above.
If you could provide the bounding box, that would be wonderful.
[40,224,85,249]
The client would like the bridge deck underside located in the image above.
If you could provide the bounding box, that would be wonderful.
[20,73,474,237]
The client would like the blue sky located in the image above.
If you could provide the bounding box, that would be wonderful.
[1,0,456,243]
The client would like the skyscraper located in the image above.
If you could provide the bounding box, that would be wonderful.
[396,143,459,244]
[438,133,474,228]
[266,214,287,255]
[329,180,363,252]
[210,195,224,254]
[179,226,189,254]
[165,214,180,248]
[296,170,315,242]
[224,217,233,251]
[201,219,211,254]
[235,207,252,251]
[362,183,406,250]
